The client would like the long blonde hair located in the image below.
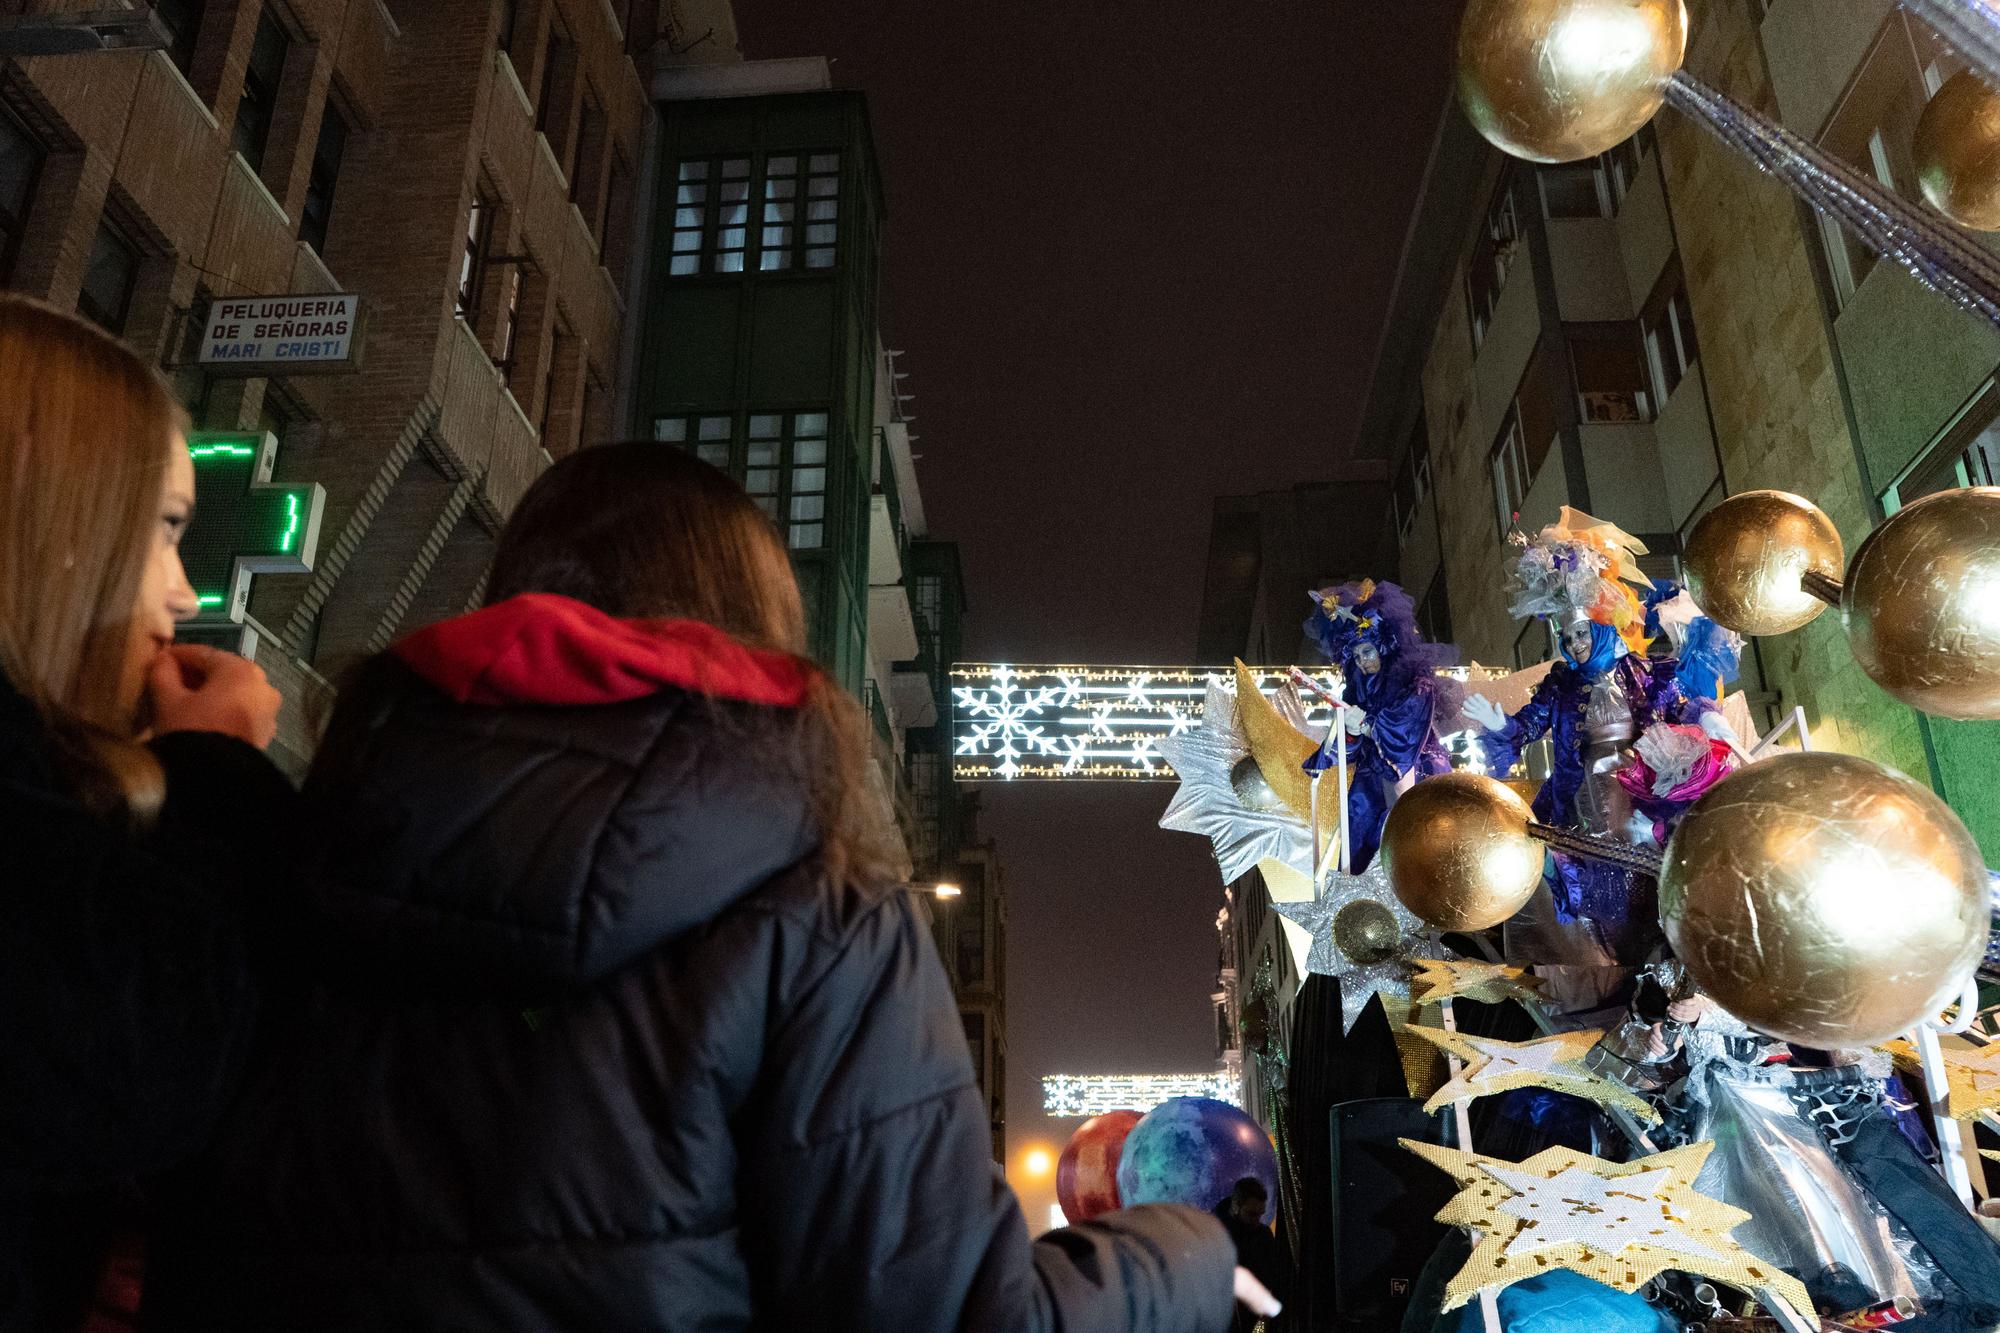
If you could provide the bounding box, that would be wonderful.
[0,294,188,817]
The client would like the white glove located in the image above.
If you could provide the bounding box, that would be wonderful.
[1461,695,1508,733]
[1697,710,1739,745]
[1235,1267,1281,1320]
[1623,811,1660,848]
[1341,706,1370,737]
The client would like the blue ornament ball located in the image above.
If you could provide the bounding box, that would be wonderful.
[1115,1097,1278,1225]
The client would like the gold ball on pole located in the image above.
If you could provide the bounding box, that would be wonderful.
[1844,486,2000,720]
[1682,490,1845,636]
[1381,774,1545,932]
[1915,70,2000,233]
[1456,0,1687,164]
[1660,752,1987,1048]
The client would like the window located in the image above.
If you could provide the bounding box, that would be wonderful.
[653,411,832,549]
[76,221,139,335]
[757,151,841,271]
[0,109,42,284]
[232,11,289,174]
[496,0,517,52]
[1538,126,1656,220]
[1465,181,1521,349]
[1490,346,1558,533]
[535,17,572,139]
[1539,160,1609,219]
[653,414,732,469]
[1885,385,2000,513]
[1568,324,1653,424]
[156,0,202,77]
[1393,418,1432,546]
[496,266,522,372]
[671,153,839,277]
[1418,575,1453,646]
[668,158,750,275]
[571,95,602,210]
[456,192,492,321]
[1641,262,1700,406]
[603,157,632,276]
[1816,15,1948,303]
[300,104,349,254]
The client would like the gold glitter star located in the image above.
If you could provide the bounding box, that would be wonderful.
[1399,1140,1813,1317]
[1406,1026,1660,1124]
[1885,1037,2000,1120]
[1409,958,1545,1008]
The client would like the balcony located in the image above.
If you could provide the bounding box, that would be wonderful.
[869,428,911,586]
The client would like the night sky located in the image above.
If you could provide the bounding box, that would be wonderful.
[743,1,1459,1229]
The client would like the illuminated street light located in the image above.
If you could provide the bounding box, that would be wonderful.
[932,882,962,899]
[1021,1146,1054,1179]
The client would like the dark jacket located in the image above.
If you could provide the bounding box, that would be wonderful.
[0,673,295,1332]
[145,595,1236,1333]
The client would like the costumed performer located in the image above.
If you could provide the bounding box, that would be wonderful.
[1302,579,1458,873]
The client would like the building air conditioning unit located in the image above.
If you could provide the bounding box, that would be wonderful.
[0,9,171,57]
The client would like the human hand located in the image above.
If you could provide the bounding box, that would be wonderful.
[147,644,282,749]
[1234,1267,1281,1320]
[1341,706,1369,737]
[1666,995,1712,1025]
[1461,695,1507,733]
[1697,710,1738,745]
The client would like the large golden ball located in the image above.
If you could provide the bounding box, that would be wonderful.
[1844,487,2000,719]
[1661,752,1987,1048]
[1683,490,1845,636]
[1457,0,1687,164]
[1381,774,1545,932]
[1915,71,2000,233]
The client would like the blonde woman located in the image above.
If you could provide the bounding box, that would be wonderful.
[0,295,292,1329]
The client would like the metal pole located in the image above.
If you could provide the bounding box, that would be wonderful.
[1336,705,1351,876]
[1440,998,1504,1333]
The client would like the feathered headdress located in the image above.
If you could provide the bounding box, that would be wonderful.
[1305,578,1457,674]
[1505,508,1651,650]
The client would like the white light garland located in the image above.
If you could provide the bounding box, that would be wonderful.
[1041,1072,1243,1117]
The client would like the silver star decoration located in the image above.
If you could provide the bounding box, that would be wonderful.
[1156,680,1316,884]
[1271,860,1430,1033]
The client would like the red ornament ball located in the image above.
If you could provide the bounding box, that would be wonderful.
[1055,1109,1143,1223]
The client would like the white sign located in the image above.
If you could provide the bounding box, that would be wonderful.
[200,294,359,369]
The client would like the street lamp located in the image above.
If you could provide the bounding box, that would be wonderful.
[931,882,962,900]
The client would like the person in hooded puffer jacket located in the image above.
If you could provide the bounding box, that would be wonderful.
[144,443,1266,1332]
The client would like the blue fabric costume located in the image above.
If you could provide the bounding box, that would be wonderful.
[1304,581,1456,873]
[1479,623,1718,830]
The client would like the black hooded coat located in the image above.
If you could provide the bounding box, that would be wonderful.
[144,595,1236,1333]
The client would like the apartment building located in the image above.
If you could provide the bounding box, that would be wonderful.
[1355,0,2000,858]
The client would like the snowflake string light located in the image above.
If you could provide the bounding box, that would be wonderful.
[1041,1072,1242,1117]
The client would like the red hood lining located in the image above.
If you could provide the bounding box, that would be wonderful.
[392,593,813,709]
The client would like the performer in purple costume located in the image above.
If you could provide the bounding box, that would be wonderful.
[1303,579,1457,873]
[1463,511,1736,973]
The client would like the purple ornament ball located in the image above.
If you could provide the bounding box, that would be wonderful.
[1114,1096,1278,1225]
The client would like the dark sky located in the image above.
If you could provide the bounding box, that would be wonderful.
[743,1,1458,1227]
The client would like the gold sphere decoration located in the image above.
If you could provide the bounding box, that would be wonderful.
[1661,752,1987,1048]
[1381,774,1545,932]
[1843,486,2000,720]
[1915,70,2000,233]
[1456,0,1687,164]
[1334,900,1405,967]
[1682,490,1845,636]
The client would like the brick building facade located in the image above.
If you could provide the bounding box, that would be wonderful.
[0,0,739,772]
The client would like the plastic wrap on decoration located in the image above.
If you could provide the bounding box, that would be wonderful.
[1664,72,2000,329]
[1657,1047,1943,1311]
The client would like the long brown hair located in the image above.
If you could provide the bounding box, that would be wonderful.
[0,294,187,817]
[486,441,910,888]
